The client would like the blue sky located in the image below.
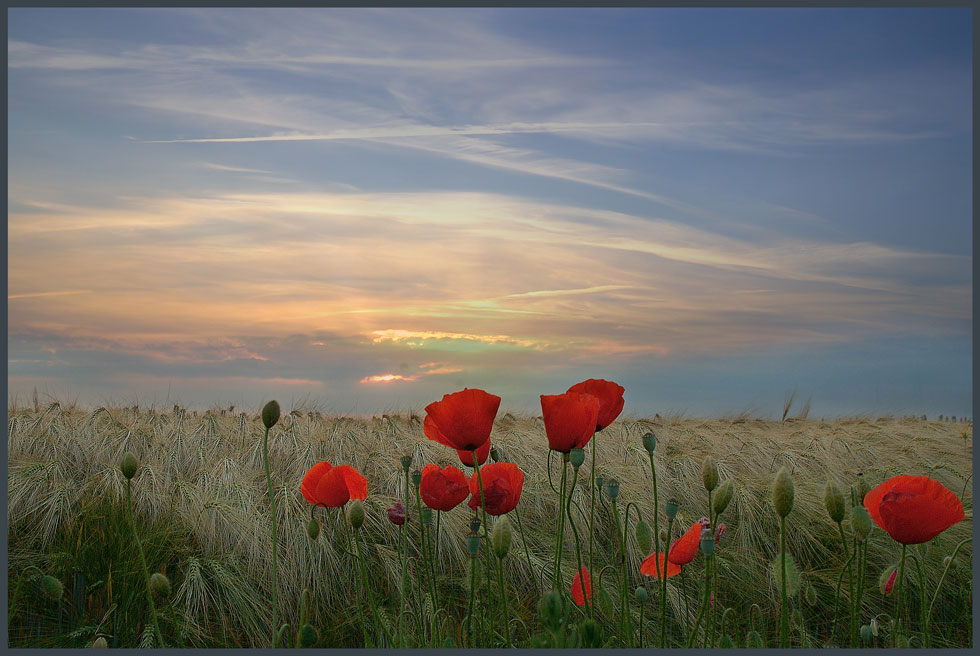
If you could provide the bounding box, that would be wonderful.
[7,8,972,417]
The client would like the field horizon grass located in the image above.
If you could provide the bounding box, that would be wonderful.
[7,400,973,648]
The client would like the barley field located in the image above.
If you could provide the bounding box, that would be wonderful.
[6,401,973,648]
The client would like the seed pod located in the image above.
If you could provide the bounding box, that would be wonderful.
[665,499,679,522]
[120,452,138,480]
[634,586,650,604]
[261,400,280,429]
[595,475,605,492]
[400,455,413,472]
[700,529,715,556]
[411,470,422,489]
[635,520,652,556]
[859,624,872,642]
[538,590,565,630]
[850,505,873,543]
[40,575,63,601]
[605,479,620,502]
[879,564,899,595]
[91,637,108,648]
[491,516,512,559]
[824,479,846,524]
[347,499,365,530]
[149,572,171,599]
[642,432,657,453]
[299,624,318,647]
[306,518,320,541]
[702,456,719,492]
[713,479,734,516]
[466,532,480,556]
[470,517,481,533]
[569,447,585,469]
[772,467,794,518]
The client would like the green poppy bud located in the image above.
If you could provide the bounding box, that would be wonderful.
[466,532,480,556]
[400,455,412,472]
[578,619,602,647]
[420,507,432,526]
[702,456,719,492]
[770,553,801,597]
[859,624,872,642]
[879,563,899,596]
[713,479,734,516]
[850,505,872,543]
[635,520,653,556]
[120,451,138,480]
[91,637,108,648]
[772,467,794,518]
[665,499,679,522]
[538,591,565,631]
[347,499,365,530]
[605,478,620,502]
[569,447,585,469]
[804,580,817,606]
[299,624,318,647]
[149,572,171,599]
[719,634,735,649]
[642,432,657,453]
[491,516,512,559]
[411,469,422,489]
[856,474,871,504]
[307,518,320,541]
[745,630,764,649]
[261,400,280,429]
[40,575,63,601]
[824,479,846,524]
[634,586,650,604]
[870,618,879,637]
[470,517,481,533]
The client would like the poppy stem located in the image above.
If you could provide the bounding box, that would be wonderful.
[895,544,907,646]
[513,504,540,596]
[680,567,690,638]
[646,451,662,646]
[413,487,438,626]
[127,479,164,648]
[927,537,971,640]
[913,551,928,648]
[552,455,568,589]
[353,527,389,646]
[685,553,710,648]
[495,552,512,647]
[610,496,630,646]
[471,451,494,643]
[831,540,856,646]
[589,431,598,577]
[341,510,371,646]
[565,466,591,619]
[262,424,278,647]
[467,552,477,648]
[662,516,674,647]
[780,515,788,648]
[435,510,442,571]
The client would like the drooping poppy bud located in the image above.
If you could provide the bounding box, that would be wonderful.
[770,553,801,597]
[879,564,899,596]
[91,637,108,648]
[713,479,734,516]
[262,400,280,429]
[605,478,620,502]
[40,575,63,601]
[825,479,846,524]
[597,587,614,618]
[702,456,719,492]
[569,447,586,469]
[635,520,652,556]
[642,432,656,453]
[859,624,872,642]
[896,634,909,648]
[299,624,318,647]
[387,500,407,525]
[746,630,764,648]
[347,499,365,529]
[306,518,320,541]
[870,617,879,637]
[634,586,650,604]
[772,467,794,518]
[150,572,171,599]
[803,580,817,606]
[120,452,138,480]
[538,591,565,630]
[943,555,952,568]
[851,505,873,543]
[466,532,480,556]
[491,516,512,558]
[719,634,735,648]
[665,499,679,522]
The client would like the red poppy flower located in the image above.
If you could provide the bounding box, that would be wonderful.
[567,379,625,431]
[571,566,592,606]
[540,392,600,453]
[301,462,368,508]
[457,439,491,467]
[882,567,898,596]
[424,389,501,452]
[640,552,681,580]
[419,463,470,512]
[387,500,408,525]
[467,462,524,515]
[864,474,965,545]
[668,520,706,566]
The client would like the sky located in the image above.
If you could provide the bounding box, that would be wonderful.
[6,8,973,418]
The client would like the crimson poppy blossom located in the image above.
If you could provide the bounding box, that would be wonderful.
[864,474,965,544]
[424,389,501,452]
[457,439,491,467]
[567,379,625,431]
[467,462,524,515]
[540,392,600,453]
[571,566,592,606]
[387,499,407,525]
[668,519,708,566]
[419,463,470,512]
[301,462,368,508]
[640,552,681,580]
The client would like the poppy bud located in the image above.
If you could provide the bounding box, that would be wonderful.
[803,580,817,606]
[605,478,620,502]
[665,499,679,521]
[299,624,318,647]
[746,630,764,648]
[491,516,512,558]
[634,520,652,555]
[420,507,432,526]
[91,637,108,648]
[387,500,407,525]
[569,447,585,469]
[400,455,413,472]
[466,532,480,556]
[634,586,650,604]
[490,447,500,462]
[700,528,715,556]
[702,456,719,492]
[470,517,481,533]
[306,518,320,541]
[713,479,734,516]
[642,432,657,453]
[40,575,63,601]
[347,499,365,530]
[824,479,846,524]
[870,617,879,637]
[879,564,899,595]
[538,591,564,630]
[856,473,871,504]
[120,451,138,480]
[149,572,171,600]
[719,634,735,649]
[261,400,280,429]
[772,467,794,518]
[578,619,601,648]
[860,624,872,642]
[850,505,872,542]
[770,553,801,597]
[411,469,422,489]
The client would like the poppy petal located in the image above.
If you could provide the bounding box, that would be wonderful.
[457,440,491,467]
[571,566,592,606]
[667,521,702,566]
[540,392,600,452]
[873,475,965,544]
[640,552,681,580]
[567,378,626,431]
[315,467,352,507]
[424,389,501,451]
[301,461,333,505]
[333,465,368,501]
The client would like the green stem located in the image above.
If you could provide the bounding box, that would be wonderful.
[647,451,662,646]
[927,538,972,639]
[472,451,493,644]
[913,551,928,648]
[7,565,44,627]
[780,515,788,648]
[496,553,512,647]
[513,504,539,596]
[468,554,477,648]
[565,467,591,619]
[342,514,370,646]
[831,542,856,645]
[662,516,674,647]
[262,425,278,647]
[895,544,907,647]
[589,431,599,576]
[553,456,568,589]
[680,567,690,638]
[685,554,711,648]
[127,480,164,647]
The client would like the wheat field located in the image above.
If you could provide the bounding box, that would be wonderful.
[6,401,973,647]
